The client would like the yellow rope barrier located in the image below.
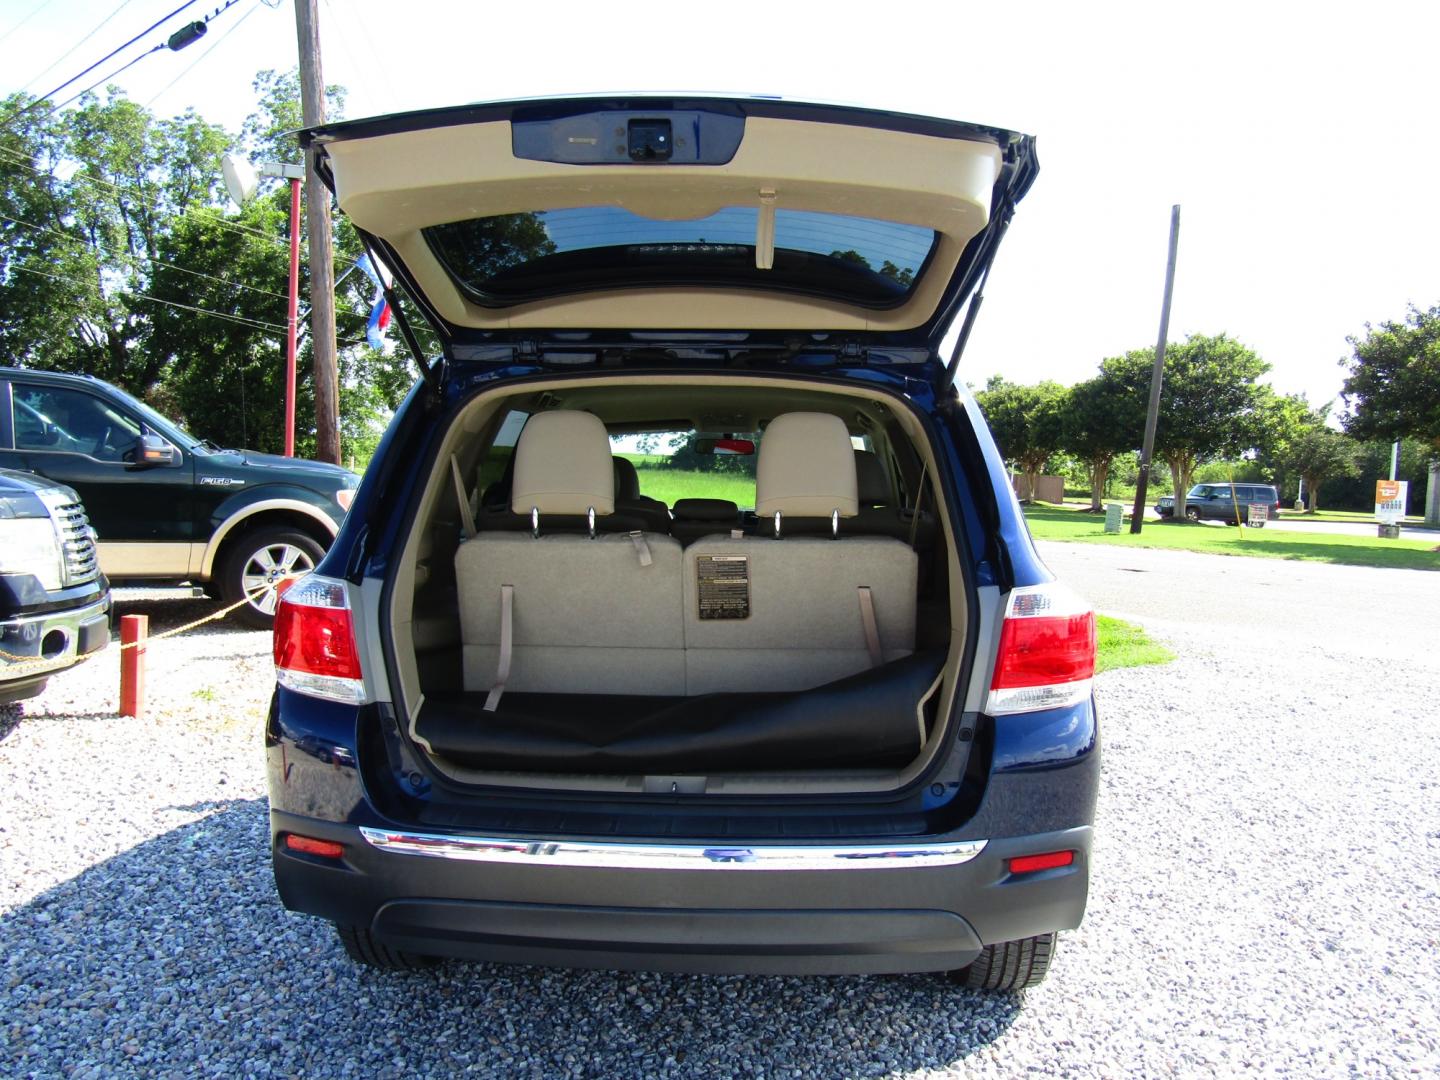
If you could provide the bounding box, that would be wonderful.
[0,575,302,672]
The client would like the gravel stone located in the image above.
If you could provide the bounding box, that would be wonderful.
[1,564,1437,1077]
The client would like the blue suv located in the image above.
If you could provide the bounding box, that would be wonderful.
[267,96,1098,990]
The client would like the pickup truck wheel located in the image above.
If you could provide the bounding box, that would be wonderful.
[948,932,1057,992]
[335,924,437,971]
[1184,506,1202,522]
[221,526,324,629]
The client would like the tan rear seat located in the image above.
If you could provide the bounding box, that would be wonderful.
[681,412,918,694]
[455,410,684,699]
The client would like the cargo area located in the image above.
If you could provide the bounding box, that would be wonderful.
[384,375,970,794]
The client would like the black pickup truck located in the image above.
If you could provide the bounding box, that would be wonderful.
[0,468,110,703]
[0,368,359,627]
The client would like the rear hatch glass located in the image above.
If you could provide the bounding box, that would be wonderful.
[426,207,936,308]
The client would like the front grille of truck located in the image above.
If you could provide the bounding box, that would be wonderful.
[48,499,99,586]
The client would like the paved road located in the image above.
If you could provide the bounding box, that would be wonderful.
[1038,538,1440,667]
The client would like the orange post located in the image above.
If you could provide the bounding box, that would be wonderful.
[119,614,148,719]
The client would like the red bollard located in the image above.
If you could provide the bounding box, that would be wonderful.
[119,614,148,719]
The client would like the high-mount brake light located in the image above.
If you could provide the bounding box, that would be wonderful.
[273,575,366,704]
[986,583,1095,716]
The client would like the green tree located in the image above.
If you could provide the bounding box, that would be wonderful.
[1341,305,1440,452]
[1341,305,1440,524]
[1132,333,1271,520]
[1281,423,1359,512]
[1059,360,1148,511]
[0,91,230,388]
[1,73,415,462]
[1252,390,1315,502]
[975,377,1067,502]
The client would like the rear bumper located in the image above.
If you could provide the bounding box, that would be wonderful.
[272,811,1091,975]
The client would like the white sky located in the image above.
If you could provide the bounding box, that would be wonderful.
[4,0,1437,409]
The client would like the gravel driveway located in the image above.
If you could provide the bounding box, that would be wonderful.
[3,563,1438,1078]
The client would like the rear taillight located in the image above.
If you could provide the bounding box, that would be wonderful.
[1008,850,1075,874]
[273,574,366,704]
[986,583,1095,715]
[284,834,345,859]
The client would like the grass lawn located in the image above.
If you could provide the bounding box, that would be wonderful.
[1095,615,1175,674]
[632,466,754,507]
[1024,505,1439,571]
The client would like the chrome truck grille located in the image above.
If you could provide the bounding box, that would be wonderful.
[38,493,100,587]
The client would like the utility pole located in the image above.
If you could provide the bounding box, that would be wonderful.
[1130,205,1181,534]
[294,0,339,464]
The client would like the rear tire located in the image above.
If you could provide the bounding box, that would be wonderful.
[220,526,324,629]
[334,923,437,971]
[949,932,1057,991]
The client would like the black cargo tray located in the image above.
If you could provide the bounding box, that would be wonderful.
[415,651,945,773]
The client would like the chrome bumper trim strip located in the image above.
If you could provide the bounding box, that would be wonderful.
[358,827,987,871]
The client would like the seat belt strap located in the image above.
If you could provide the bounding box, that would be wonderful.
[628,530,653,567]
[483,583,513,712]
[907,462,929,550]
[858,586,883,668]
[450,455,476,540]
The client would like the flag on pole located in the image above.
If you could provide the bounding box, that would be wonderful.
[355,253,391,350]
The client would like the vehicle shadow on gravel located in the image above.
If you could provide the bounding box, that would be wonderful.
[3,798,1022,1078]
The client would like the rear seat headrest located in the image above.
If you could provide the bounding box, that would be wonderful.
[511,410,615,516]
[854,450,890,507]
[756,412,858,519]
[613,456,642,502]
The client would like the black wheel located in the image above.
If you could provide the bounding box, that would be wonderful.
[1184,506,1201,522]
[220,526,324,629]
[335,923,437,971]
[949,932,1057,991]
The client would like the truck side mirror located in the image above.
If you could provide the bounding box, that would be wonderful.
[134,433,175,467]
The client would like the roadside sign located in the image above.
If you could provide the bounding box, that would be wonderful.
[1246,503,1268,528]
[1104,504,1123,533]
[1375,480,1408,525]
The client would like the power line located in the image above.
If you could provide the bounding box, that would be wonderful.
[0,0,58,47]
[0,145,387,290]
[11,264,289,333]
[3,215,290,300]
[25,0,202,114]
[144,0,263,108]
[5,214,373,329]
[45,1,244,117]
[18,1,136,95]
[320,0,399,111]
[46,42,170,115]
[0,144,289,249]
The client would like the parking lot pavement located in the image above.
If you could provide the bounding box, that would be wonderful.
[3,580,1438,1078]
[1038,538,1440,666]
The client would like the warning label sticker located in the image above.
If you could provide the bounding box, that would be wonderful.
[696,554,750,620]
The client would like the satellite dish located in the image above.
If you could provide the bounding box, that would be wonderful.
[221,154,259,207]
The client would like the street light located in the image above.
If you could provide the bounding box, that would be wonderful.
[222,153,306,458]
